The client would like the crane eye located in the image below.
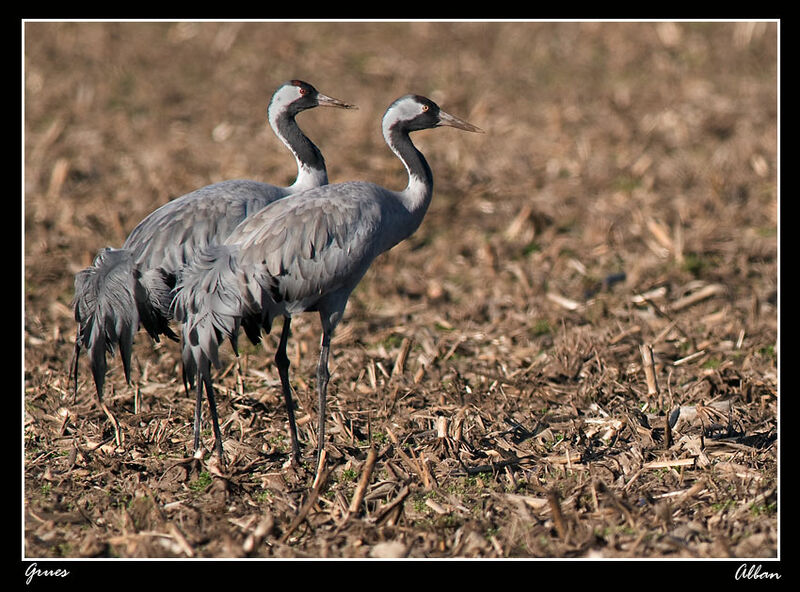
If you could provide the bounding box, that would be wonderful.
[299,87,307,95]
[421,104,429,112]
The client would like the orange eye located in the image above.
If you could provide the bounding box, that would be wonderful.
[421,104,429,112]
[299,88,307,95]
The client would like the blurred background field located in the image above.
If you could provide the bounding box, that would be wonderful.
[24,21,778,559]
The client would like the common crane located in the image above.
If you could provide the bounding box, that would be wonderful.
[174,94,482,466]
[71,80,355,445]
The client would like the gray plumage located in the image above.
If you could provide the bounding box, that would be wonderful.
[73,248,138,396]
[69,81,356,434]
[173,94,483,466]
[124,180,293,329]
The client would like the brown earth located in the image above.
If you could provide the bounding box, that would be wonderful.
[24,21,778,561]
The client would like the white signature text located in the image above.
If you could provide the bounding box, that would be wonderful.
[735,563,781,581]
[25,562,70,585]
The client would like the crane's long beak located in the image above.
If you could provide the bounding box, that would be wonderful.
[438,110,484,133]
[317,93,358,110]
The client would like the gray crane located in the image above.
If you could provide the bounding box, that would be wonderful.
[173,94,483,467]
[70,80,356,447]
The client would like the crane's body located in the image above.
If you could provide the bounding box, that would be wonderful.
[174,94,482,466]
[70,81,355,447]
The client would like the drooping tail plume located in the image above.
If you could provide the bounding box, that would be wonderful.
[71,248,139,400]
[172,244,252,383]
[172,244,259,462]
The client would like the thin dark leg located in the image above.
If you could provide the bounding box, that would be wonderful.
[200,360,225,465]
[69,331,81,400]
[181,365,202,453]
[275,317,301,465]
[315,332,331,467]
[193,376,203,453]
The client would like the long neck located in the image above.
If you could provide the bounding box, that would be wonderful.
[269,108,328,192]
[386,125,434,219]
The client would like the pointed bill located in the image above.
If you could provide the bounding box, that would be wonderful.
[438,110,484,133]
[317,93,358,110]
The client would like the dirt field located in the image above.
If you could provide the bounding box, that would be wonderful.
[24,21,778,563]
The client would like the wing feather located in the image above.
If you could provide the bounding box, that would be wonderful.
[124,180,287,273]
[229,182,390,311]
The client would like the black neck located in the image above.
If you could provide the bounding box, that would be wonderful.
[276,114,326,173]
[390,126,433,190]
